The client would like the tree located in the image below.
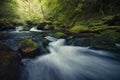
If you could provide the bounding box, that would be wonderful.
[0,0,18,19]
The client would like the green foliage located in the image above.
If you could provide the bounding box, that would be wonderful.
[40,0,120,26]
[0,0,19,18]
[17,0,42,21]
[0,0,119,30]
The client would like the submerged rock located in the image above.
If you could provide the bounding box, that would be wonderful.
[0,41,21,80]
[18,39,40,58]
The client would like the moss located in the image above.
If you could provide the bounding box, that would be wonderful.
[19,39,39,48]
[100,30,120,43]
[89,24,120,32]
[69,25,89,33]
[55,32,66,38]
[44,25,50,30]
[91,30,120,52]
[88,19,104,27]
[102,15,115,21]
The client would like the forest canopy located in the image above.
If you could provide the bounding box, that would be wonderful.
[0,0,119,24]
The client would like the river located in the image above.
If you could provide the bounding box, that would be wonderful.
[0,27,120,80]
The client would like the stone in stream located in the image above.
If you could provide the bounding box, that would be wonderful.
[0,41,21,80]
[18,39,40,58]
[37,21,53,30]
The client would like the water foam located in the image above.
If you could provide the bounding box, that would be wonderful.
[21,37,120,80]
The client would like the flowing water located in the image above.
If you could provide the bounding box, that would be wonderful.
[30,26,46,32]
[16,26,24,32]
[21,37,120,80]
[0,28,120,80]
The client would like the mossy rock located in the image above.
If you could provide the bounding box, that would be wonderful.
[69,38,91,47]
[100,30,120,43]
[69,25,89,33]
[37,21,53,30]
[54,26,63,31]
[88,19,104,27]
[18,39,40,58]
[91,30,120,52]
[44,24,54,30]
[0,41,21,80]
[55,32,66,38]
[19,39,39,49]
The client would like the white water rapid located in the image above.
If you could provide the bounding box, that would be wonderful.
[21,37,120,80]
[16,26,24,32]
[30,27,44,32]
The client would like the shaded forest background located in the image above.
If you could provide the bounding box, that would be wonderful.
[0,0,120,25]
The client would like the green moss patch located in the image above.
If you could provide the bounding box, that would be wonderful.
[69,25,89,33]
[55,32,66,38]
[19,39,39,48]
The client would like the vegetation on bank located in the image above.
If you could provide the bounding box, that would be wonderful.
[0,0,120,51]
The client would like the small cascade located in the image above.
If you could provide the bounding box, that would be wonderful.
[45,36,57,42]
[116,43,120,48]
[16,26,24,32]
[30,26,44,32]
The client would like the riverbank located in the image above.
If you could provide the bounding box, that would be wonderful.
[0,14,120,53]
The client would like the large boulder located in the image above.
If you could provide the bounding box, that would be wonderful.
[18,39,40,58]
[0,41,21,80]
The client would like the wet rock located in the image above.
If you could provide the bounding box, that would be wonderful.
[90,30,120,52]
[0,41,21,80]
[18,39,40,58]
[44,24,54,30]
[67,38,91,47]
[37,21,53,30]
[25,20,37,27]
[91,37,116,50]
[54,32,66,38]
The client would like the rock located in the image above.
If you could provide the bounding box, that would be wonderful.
[91,37,116,50]
[91,30,120,52]
[44,24,54,30]
[54,32,66,38]
[0,41,21,80]
[69,25,89,33]
[70,38,91,47]
[18,39,40,58]
[25,20,37,27]
[37,21,53,30]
